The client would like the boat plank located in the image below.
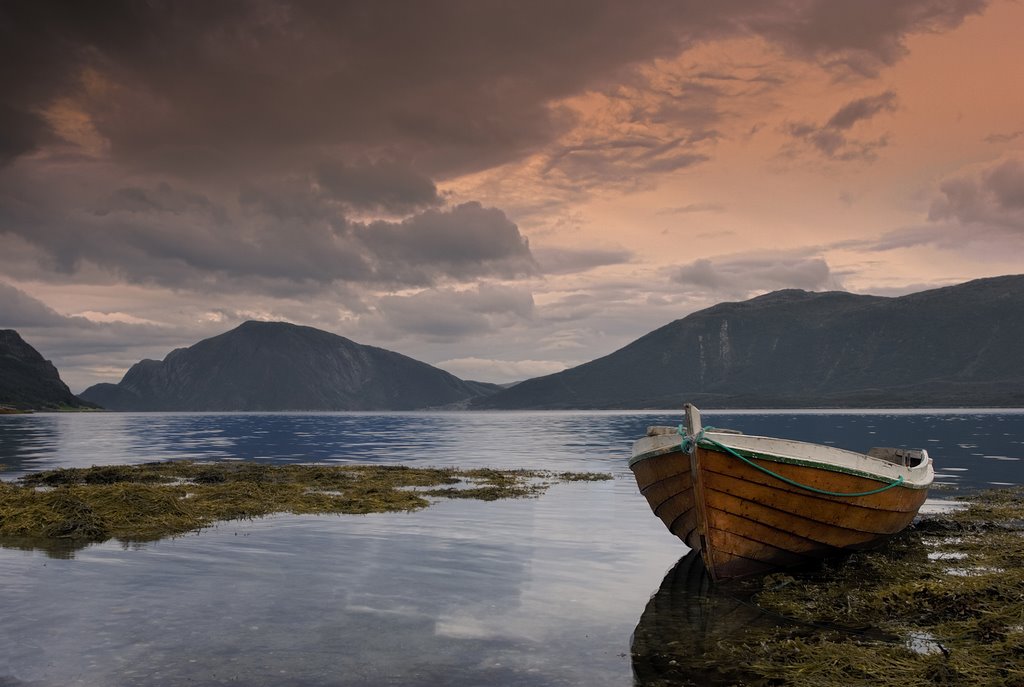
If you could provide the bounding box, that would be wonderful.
[702,470,922,536]
[705,498,870,559]
[654,489,692,520]
[648,489,691,524]
[666,502,699,548]
[698,446,928,513]
[631,454,689,490]
[640,471,693,506]
[705,484,914,552]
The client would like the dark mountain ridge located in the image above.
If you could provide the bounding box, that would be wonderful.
[474,275,1024,409]
[0,330,95,410]
[81,321,500,411]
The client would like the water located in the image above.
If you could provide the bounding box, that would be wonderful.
[1,410,1022,686]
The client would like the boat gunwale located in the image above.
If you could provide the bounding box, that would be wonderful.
[630,431,933,490]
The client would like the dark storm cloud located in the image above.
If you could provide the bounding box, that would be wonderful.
[750,0,988,77]
[0,165,533,291]
[355,202,537,284]
[0,103,52,165]
[315,159,441,214]
[96,184,226,220]
[1,0,987,174]
[1,1,698,177]
[784,91,898,161]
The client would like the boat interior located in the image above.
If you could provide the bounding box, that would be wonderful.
[644,426,928,469]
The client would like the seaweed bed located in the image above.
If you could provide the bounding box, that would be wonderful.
[0,461,611,550]
[635,486,1024,687]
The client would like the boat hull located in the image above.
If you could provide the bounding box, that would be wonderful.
[630,434,931,582]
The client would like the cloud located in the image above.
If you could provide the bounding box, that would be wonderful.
[315,159,441,215]
[373,284,535,340]
[1,1,985,176]
[656,203,726,215]
[825,91,900,130]
[532,246,633,275]
[0,281,78,327]
[0,281,209,391]
[750,0,988,77]
[0,2,693,177]
[0,103,54,165]
[543,137,710,186]
[671,254,841,297]
[850,225,951,252]
[355,202,537,285]
[533,70,731,192]
[825,157,1024,255]
[984,130,1024,144]
[928,156,1024,230]
[0,164,535,291]
[784,91,898,161]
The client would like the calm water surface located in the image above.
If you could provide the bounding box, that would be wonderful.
[1,410,1022,686]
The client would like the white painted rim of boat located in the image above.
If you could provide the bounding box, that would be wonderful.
[629,428,934,489]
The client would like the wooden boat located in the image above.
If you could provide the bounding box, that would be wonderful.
[629,404,934,582]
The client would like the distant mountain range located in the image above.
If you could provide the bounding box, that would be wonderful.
[9,275,1024,411]
[0,330,94,410]
[80,321,501,411]
[473,275,1024,409]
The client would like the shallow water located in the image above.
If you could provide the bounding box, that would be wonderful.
[1,410,1022,686]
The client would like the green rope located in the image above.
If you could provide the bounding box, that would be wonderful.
[678,425,905,498]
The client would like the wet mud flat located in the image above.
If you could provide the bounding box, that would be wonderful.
[632,486,1024,687]
[0,460,610,553]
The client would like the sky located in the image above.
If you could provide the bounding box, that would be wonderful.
[2,0,1023,393]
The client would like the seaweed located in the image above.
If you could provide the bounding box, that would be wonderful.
[0,461,612,550]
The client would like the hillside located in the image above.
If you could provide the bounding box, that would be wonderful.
[0,330,95,410]
[474,275,1024,409]
[80,321,501,411]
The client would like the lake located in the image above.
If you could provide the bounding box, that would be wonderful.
[1,409,1022,686]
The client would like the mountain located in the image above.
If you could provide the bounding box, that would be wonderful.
[0,330,95,410]
[80,321,501,411]
[474,275,1024,409]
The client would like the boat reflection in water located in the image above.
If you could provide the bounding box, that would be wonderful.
[631,550,779,686]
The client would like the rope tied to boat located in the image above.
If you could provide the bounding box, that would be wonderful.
[677,425,906,498]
